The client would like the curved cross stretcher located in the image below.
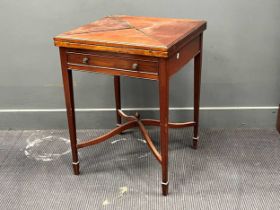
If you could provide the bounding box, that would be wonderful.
[77,109,195,164]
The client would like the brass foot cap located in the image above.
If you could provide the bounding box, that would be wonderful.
[72,161,80,175]
[192,137,199,150]
[162,181,169,196]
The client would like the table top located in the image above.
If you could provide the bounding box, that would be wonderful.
[54,15,206,57]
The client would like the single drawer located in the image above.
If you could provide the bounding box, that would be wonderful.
[66,52,158,73]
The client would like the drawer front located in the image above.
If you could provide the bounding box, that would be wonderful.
[67,52,158,73]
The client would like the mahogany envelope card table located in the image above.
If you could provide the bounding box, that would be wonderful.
[54,15,207,196]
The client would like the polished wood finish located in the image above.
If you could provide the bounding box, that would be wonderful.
[117,109,138,122]
[158,58,169,195]
[141,119,195,128]
[67,51,159,73]
[193,34,203,149]
[138,119,162,163]
[168,36,200,77]
[67,63,158,80]
[118,110,196,128]
[55,15,206,196]
[77,121,138,149]
[114,76,122,125]
[117,110,162,163]
[54,15,206,58]
[59,48,79,175]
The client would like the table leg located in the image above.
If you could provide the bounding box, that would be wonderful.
[193,36,203,149]
[114,76,122,126]
[159,59,169,196]
[60,48,79,175]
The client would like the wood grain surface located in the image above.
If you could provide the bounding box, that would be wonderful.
[54,15,206,57]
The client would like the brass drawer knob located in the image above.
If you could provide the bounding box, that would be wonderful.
[82,57,89,64]
[132,63,138,70]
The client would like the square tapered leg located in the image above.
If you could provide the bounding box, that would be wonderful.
[193,35,203,149]
[159,59,169,195]
[60,47,80,175]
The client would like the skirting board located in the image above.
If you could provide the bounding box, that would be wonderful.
[0,107,278,130]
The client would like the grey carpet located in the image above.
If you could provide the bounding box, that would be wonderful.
[0,128,280,210]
